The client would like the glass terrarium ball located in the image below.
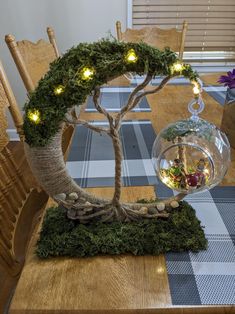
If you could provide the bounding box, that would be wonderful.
[152,118,231,194]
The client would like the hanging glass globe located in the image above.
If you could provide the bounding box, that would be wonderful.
[152,98,231,194]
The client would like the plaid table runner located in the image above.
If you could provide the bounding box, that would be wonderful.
[84,74,227,114]
[85,87,150,112]
[132,76,191,86]
[67,120,157,187]
[156,184,235,305]
[203,85,227,106]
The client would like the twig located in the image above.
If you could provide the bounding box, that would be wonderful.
[115,73,153,127]
[138,75,173,98]
[93,87,114,125]
[64,114,109,134]
[124,192,187,209]
[125,75,173,115]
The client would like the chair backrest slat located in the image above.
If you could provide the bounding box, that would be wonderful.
[5,27,59,91]
[0,80,9,150]
[116,21,188,60]
[0,60,48,277]
[0,60,23,140]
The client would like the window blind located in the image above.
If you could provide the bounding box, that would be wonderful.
[132,0,235,52]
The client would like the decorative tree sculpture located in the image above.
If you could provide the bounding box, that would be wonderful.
[23,40,229,225]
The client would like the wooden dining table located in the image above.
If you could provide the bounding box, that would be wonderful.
[9,75,235,313]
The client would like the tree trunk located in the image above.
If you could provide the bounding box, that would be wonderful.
[110,128,123,209]
[177,136,187,188]
[177,137,184,165]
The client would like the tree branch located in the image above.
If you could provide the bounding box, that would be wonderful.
[93,87,114,125]
[136,75,173,99]
[124,75,173,118]
[115,73,153,127]
[64,114,109,134]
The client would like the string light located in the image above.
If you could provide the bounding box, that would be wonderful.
[126,49,138,63]
[191,81,201,96]
[192,81,201,96]
[81,67,95,80]
[28,109,40,124]
[162,176,170,184]
[193,85,200,95]
[54,85,65,95]
[171,62,184,73]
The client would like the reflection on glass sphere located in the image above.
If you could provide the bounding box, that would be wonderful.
[152,118,231,194]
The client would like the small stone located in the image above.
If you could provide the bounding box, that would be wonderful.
[66,199,75,204]
[148,207,158,215]
[84,207,93,212]
[170,200,179,208]
[54,193,66,201]
[156,202,165,212]
[132,205,140,211]
[83,201,93,212]
[68,192,79,200]
[139,206,148,214]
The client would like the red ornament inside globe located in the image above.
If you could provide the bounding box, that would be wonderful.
[186,174,198,187]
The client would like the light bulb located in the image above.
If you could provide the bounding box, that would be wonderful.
[28,110,40,124]
[193,85,200,95]
[162,176,170,184]
[126,49,138,63]
[81,67,94,80]
[171,62,184,73]
[54,85,65,95]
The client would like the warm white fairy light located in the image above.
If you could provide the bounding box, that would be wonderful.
[28,109,40,124]
[81,67,95,80]
[171,62,184,73]
[162,176,170,184]
[192,80,202,96]
[54,85,65,95]
[193,85,200,95]
[126,49,138,63]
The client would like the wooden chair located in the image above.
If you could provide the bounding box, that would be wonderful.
[5,27,59,92]
[0,59,49,313]
[116,21,188,60]
[5,27,75,157]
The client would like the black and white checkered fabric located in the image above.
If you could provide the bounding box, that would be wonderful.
[85,87,150,112]
[67,120,157,187]
[160,185,235,305]
[203,85,227,106]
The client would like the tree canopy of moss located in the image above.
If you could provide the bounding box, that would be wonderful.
[23,39,198,147]
[36,201,207,258]
[161,118,215,142]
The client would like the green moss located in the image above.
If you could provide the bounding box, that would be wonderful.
[161,118,215,142]
[23,39,199,147]
[36,201,207,259]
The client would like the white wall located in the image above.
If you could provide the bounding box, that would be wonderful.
[0,0,127,127]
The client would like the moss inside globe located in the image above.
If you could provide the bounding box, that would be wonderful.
[152,118,230,194]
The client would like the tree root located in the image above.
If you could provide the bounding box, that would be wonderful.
[55,194,186,223]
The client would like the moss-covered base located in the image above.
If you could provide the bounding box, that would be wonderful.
[36,201,207,258]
